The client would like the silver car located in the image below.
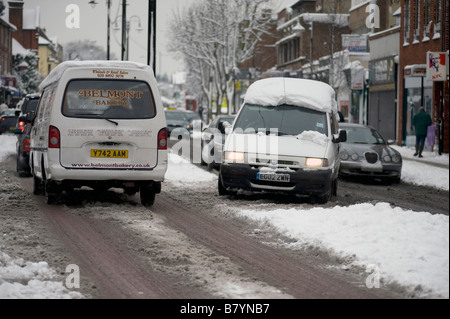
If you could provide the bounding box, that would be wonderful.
[339,123,402,183]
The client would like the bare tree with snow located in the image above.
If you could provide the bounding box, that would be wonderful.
[168,0,275,120]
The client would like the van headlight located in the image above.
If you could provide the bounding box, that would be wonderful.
[224,151,245,163]
[305,158,328,167]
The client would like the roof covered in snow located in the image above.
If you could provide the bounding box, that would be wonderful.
[243,78,337,113]
[39,60,153,91]
[12,38,33,56]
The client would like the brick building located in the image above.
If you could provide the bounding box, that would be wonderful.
[0,15,16,104]
[8,0,62,76]
[275,0,351,77]
[399,0,449,154]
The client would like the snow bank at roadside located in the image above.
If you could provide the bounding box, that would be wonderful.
[239,203,449,298]
[0,252,83,299]
[0,135,17,162]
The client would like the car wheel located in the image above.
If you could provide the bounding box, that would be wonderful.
[218,175,235,196]
[16,155,29,177]
[140,186,156,206]
[332,178,338,197]
[33,175,44,195]
[45,181,59,205]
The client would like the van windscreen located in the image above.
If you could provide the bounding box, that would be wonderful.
[234,104,328,136]
[62,80,156,119]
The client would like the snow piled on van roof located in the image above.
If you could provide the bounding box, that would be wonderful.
[39,60,153,92]
[244,78,337,113]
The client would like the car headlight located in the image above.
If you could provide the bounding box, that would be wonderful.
[392,154,402,163]
[340,151,349,160]
[305,158,328,167]
[384,155,392,163]
[224,151,245,163]
[351,154,359,161]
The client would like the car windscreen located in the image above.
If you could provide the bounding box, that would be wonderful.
[62,80,156,119]
[342,126,386,144]
[23,99,40,114]
[233,104,328,136]
[166,112,188,121]
[184,112,201,121]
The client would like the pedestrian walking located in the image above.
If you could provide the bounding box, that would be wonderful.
[412,106,432,158]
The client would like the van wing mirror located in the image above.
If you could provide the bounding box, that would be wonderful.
[333,129,347,143]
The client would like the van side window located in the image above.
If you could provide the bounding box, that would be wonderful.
[37,85,56,122]
[37,89,50,122]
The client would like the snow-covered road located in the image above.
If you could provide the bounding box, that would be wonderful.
[0,134,448,299]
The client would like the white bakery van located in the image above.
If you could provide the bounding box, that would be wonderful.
[30,61,168,205]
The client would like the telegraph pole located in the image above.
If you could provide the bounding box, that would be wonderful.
[121,0,127,60]
[148,0,156,72]
[107,0,111,60]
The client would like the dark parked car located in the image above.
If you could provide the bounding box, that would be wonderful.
[15,93,41,177]
[15,93,40,133]
[165,110,202,138]
[201,115,236,168]
[0,109,20,134]
[339,123,402,183]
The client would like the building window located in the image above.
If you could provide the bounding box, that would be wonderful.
[423,0,430,40]
[404,0,410,44]
[278,38,300,65]
[413,0,420,42]
[435,0,441,35]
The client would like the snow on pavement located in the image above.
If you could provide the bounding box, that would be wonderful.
[0,135,449,298]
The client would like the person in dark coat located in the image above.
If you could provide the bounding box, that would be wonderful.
[412,106,432,158]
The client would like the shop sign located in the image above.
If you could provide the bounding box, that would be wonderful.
[370,57,395,85]
[404,64,426,77]
[426,52,448,81]
[342,34,368,53]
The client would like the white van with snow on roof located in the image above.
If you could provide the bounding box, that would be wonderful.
[30,61,168,205]
[219,77,347,204]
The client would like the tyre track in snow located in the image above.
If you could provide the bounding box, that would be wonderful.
[151,194,399,299]
[20,180,192,299]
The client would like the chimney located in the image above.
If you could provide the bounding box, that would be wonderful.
[8,1,24,32]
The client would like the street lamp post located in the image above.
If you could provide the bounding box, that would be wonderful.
[148,0,156,72]
[113,15,144,61]
[89,0,111,60]
[122,0,127,61]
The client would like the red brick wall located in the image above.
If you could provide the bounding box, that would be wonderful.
[8,1,39,52]
[399,0,449,153]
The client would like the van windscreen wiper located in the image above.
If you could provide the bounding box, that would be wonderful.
[74,113,119,126]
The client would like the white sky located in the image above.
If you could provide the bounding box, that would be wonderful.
[4,0,295,77]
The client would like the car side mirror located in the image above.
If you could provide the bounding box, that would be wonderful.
[333,130,347,143]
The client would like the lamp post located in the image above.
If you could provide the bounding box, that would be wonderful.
[148,0,156,72]
[113,15,144,61]
[88,0,111,60]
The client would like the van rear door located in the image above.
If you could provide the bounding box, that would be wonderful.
[58,79,160,170]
